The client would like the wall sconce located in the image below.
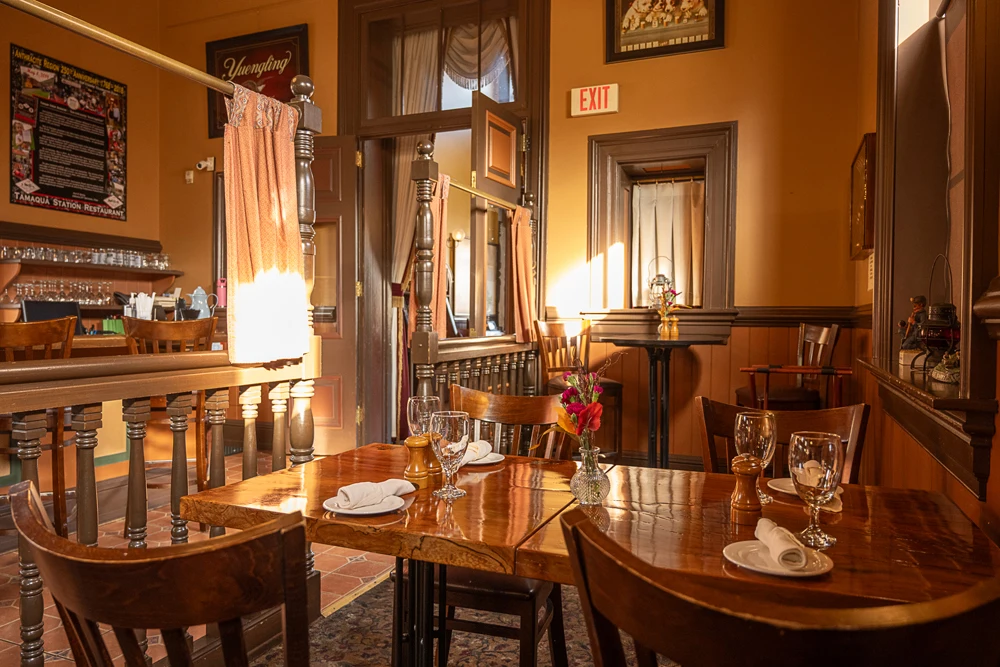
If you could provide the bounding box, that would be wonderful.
[451,229,465,243]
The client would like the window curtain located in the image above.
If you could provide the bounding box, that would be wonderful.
[443,18,516,90]
[223,83,308,363]
[630,181,704,308]
[511,205,537,343]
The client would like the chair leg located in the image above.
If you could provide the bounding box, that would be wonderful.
[547,585,569,667]
[442,605,455,663]
[634,640,658,667]
[519,601,539,667]
[51,410,68,537]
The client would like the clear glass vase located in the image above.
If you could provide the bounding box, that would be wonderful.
[571,437,610,506]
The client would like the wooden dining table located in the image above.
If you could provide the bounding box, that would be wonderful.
[180,444,1000,664]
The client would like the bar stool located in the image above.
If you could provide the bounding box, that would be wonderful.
[0,316,77,536]
[534,319,623,460]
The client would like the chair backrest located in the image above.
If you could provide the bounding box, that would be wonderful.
[10,481,309,667]
[696,397,870,483]
[560,506,1000,667]
[796,323,840,387]
[0,316,76,362]
[450,385,571,459]
[123,316,217,354]
[535,319,591,380]
[21,300,86,335]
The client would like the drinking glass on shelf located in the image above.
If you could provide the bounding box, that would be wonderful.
[734,411,777,505]
[407,396,441,439]
[788,431,844,549]
[429,411,470,500]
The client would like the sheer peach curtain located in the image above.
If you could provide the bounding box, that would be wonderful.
[511,205,536,343]
[224,84,309,363]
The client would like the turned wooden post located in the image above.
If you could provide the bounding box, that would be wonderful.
[205,388,229,538]
[13,411,46,667]
[269,382,290,471]
[122,398,151,664]
[525,350,537,397]
[239,385,262,479]
[166,393,193,545]
[71,404,102,547]
[410,141,440,398]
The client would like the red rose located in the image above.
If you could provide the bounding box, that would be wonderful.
[576,402,603,435]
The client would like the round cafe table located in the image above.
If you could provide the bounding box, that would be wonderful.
[595,333,728,468]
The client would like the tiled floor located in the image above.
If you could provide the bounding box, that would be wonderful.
[0,454,393,665]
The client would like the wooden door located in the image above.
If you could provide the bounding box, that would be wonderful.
[470,92,522,337]
[312,135,359,455]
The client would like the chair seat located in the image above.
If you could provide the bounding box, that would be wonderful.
[394,565,552,601]
[546,376,623,397]
[735,384,821,410]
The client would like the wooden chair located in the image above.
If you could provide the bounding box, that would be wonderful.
[123,316,217,495]
[535,320,622,460]
[10,481,309,666]
[560,505,1000,667]
[696,396,870,483]
[735,323,841,410]
[396,386,570,667]
[451,384,570,459]
[0,316,77,536]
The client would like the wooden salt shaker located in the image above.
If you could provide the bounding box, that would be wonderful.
[426,442,443,480]
[404,435,431,487]
[731,454,762,525]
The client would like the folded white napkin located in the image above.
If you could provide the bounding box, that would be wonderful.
[754,518,807,570]
[333,479,416,510]
[460,439,492,467]
[793,459,825,487]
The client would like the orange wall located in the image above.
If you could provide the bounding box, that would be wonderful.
[546,0,872,312]
[855,0,878,306]
[0,0,161,239]
[157,0,338,292]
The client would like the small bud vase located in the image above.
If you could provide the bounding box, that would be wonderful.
[571,436,610,505]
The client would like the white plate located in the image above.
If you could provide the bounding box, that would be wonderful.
[322,495,405,516]
[723,540,833,578]
[767,478,844,496]
[465,452,505,466]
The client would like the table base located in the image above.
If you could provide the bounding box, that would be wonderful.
[392,558,448,667]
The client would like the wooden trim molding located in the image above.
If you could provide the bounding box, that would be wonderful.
[554,304,874,331]
[973,275,1000,338]
[0,221,163,253]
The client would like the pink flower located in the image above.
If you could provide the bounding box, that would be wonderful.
[565,401,585,416]
[561,386,579,402]
[595,385,604,395]
[563,371,573,380]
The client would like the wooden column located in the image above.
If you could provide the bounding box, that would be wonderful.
[410,141,440,398]
[205,388,229,538]
[269,382,290,471]
[166,393,193,545]
[71,404,102,547]
[239,385,262,480]
[524,351,537,397]
[121,398,151,665]
[13,411,46,667]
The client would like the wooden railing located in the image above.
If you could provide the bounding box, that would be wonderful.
[0,75,323,666]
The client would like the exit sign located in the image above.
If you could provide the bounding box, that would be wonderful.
[571,83,619,117]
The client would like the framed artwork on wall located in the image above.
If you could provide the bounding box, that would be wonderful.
[850,133,876,260]
[606,0,725,63]
[205,24,309,138]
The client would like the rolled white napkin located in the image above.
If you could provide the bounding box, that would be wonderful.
[333,479,416,510]
[460,439,492,467]
[754,518,807,570]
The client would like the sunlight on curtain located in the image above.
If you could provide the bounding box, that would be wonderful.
[224,84,308,364]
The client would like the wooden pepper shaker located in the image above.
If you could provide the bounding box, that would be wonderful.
[426,440,442,480]
[731,454,763,525]
[404,435,430,487]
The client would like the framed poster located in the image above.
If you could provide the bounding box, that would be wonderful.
[10,44,127,220]
[206,24,309,138]
[607,0,725,63]
[850,133,876,260]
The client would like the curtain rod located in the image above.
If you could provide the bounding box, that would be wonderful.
[446,180,519,212]
[633,176,705,185]
[0,0,235,96]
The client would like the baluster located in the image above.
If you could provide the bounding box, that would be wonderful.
[411,142,439,397]
[492,357,502,394]
[515,352,525,396]
[204,389,229,538]
[472,358,482,391]
[460,359,471,388]
[71,404,101,547]
[525,350,538,397]
[501,355,510,395]
[122,398,151,664]
[165,393,192,545]
[449,361,460,390]
[269,382,290,471]
[13,411,46,667]
[239,385,262,479]
[289,381,315,465]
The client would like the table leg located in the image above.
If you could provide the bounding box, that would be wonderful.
[660,348,672,469]
[412,560,435,667]
[647,348,658,468]
[437,564,448,667]
[392,558,405,667]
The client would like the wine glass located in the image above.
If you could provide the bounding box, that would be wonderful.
[407,395,441,438]
[429,411,470,500]
[788,431,844,549]
[734,411,777,504]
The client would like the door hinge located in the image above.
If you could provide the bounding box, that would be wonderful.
[469,327,478,337]
[355,281,363,298]
[471,170,477,188]
[356,406,364,425]
[521,134,529,152]
[355,151,363,168]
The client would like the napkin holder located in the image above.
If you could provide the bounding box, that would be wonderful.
[404,436,430,486]
[730,454,762,525]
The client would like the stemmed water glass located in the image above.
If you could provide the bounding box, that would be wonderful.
[788,431,844,549]
[429,411,470,500]
[407,396,441,438]
[734,411,776,504]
